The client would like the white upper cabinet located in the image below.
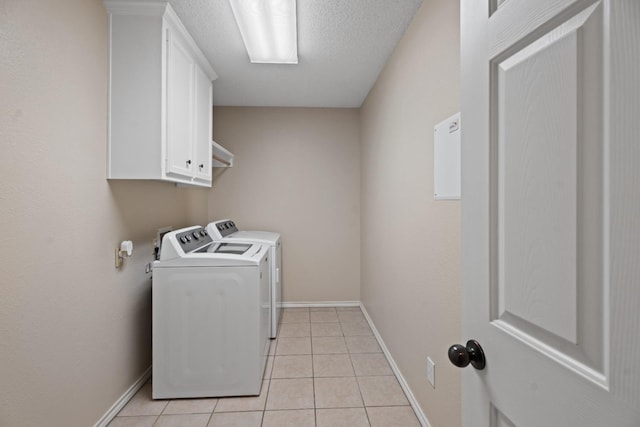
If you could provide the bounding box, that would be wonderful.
[105,0,217,187]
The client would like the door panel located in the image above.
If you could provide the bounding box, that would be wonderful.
[491,2,605,383]
[461,0,640,425]
[193,64,212,182]
[166,27,194,178]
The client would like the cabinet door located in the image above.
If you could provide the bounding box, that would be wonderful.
[165,27,194,179]
[193,64,212,183]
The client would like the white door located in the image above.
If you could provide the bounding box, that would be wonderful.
[166,26,195,179]
[459,1,640,426]
[193,64,213,183]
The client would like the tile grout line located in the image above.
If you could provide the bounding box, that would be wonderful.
[261,322,280,425]
[346,325,373,427]
[310,316,317,427]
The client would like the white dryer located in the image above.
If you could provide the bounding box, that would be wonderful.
[152,225,270,399]
[207,219,282,338]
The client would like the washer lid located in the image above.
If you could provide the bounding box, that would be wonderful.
[204,242,253,255]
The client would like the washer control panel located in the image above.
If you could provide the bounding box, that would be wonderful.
[214,220,238,237]
[176,227,213,253]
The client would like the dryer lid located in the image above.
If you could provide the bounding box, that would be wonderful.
[225,230,280,244]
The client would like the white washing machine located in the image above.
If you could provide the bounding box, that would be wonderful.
[152,225,270,399]
[207,219,282,338]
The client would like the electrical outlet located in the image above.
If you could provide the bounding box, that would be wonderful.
[427,357,435,388]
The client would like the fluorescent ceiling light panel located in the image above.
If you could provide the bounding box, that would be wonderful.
[229,0,298,64]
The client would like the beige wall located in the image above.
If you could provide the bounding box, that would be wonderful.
[0,1,209,425]
[209,107,361,302]
[360,0,462,426]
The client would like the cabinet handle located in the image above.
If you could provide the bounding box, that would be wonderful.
[186,160,192,167]
[199,163,204,170]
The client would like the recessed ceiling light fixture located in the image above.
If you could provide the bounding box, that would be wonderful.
[229,0,298,64]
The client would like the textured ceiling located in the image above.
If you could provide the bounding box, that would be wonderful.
[169,0,423,107]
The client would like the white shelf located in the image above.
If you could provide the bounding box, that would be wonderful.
[212,141,234,167]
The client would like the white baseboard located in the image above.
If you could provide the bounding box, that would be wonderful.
[281,300,361,308]
[93,366,151,427]
[359,303,432,427]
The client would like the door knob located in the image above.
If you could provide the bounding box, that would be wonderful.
[448,339,486,370]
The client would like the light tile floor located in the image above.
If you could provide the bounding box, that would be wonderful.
[108,307,421,427]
